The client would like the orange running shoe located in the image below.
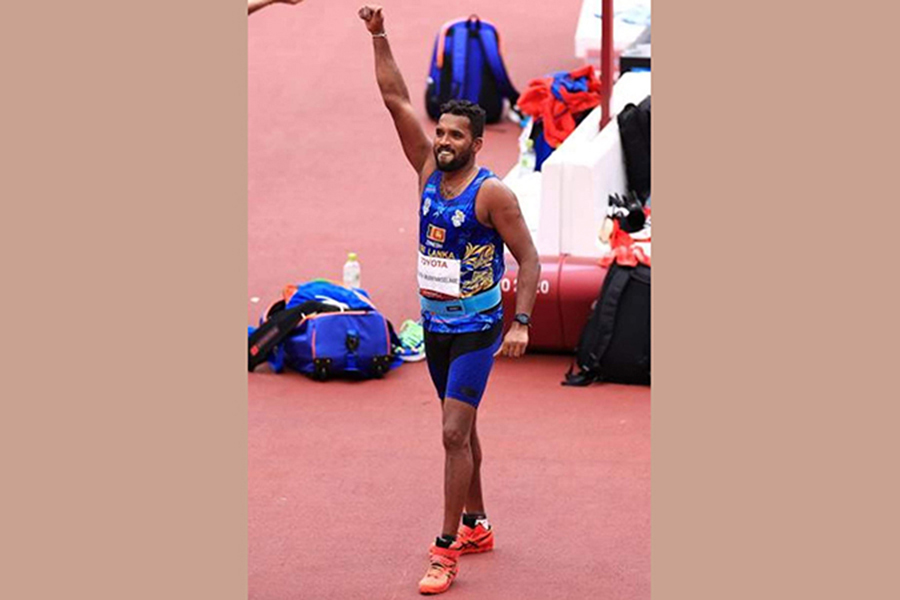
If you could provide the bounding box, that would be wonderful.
[457,519,494,555]
[418,543,461,595]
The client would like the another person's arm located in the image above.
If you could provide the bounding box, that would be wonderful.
[249,0,304,16]
[359,5,434,181]
[479,180,541,358]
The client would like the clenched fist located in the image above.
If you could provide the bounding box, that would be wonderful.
[358,5,385,34]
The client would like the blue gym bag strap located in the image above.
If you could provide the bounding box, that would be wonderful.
[463,17,484,104]
[477,24,519,103]
[450,21,468,99]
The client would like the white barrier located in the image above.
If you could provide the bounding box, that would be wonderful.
[502,162,543,250]
[541,71,651,256]
[503,71,650,257]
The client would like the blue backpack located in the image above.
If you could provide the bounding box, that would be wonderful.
[252,280,402,381]
[425,15,520,124]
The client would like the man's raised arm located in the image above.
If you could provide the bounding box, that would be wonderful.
[249,0,305,16]
[358,5,433,177]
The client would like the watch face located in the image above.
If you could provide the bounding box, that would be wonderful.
[515,314,530,325]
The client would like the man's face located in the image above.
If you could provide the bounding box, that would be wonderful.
[434,113,482,172]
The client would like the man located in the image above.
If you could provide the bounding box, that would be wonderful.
[248,0,304,16]
[359,6,541,595]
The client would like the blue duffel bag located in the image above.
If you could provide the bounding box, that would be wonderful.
[257,280,402,381]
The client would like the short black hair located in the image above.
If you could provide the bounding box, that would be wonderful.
[439,100,486,139]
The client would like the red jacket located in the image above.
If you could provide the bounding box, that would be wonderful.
[516,65,603,148]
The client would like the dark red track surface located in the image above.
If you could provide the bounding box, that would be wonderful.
[249,2,649,598]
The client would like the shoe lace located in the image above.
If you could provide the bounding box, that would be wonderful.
[425,554,454,577]
[461,522,487,537]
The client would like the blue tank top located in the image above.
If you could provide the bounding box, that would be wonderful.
[418,167,505,334]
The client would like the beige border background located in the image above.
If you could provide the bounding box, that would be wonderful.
[5,1,896,599]
[653,1,897,598]
[5,2,248,599]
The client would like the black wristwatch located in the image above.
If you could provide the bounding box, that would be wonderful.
[513,313,532,327]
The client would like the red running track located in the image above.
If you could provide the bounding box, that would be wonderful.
[249,1,649,598]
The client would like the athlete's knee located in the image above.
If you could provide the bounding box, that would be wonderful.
[442,425,471,452]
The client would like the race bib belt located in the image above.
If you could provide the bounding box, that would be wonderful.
[419,281,502,316]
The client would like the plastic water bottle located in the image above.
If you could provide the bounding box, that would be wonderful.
[519,138,536,172]
[517,117,536,173]
[343,252,361,289]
